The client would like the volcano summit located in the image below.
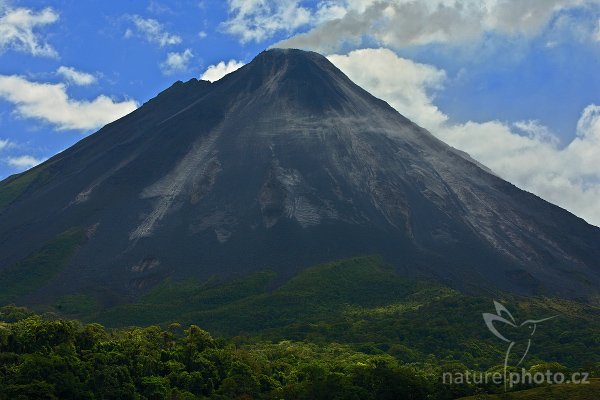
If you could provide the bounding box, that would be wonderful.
[1,49,599,306]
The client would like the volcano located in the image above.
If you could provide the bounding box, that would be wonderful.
[1,49,599,306]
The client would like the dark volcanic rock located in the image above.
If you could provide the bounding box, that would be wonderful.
[1,49,599,305]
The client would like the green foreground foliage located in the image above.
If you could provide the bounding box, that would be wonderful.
[0,305,452,399]
[2,257,600,399]
[2,305,598,400]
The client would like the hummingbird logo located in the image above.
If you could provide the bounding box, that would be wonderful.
[483,301,556,390]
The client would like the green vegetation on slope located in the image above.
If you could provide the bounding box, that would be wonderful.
[77,257,600,374]
[0,165,49,212]
[92,257,434,331]
[95,270,278,327]
[0,228,86,304]
[53,294,100,317]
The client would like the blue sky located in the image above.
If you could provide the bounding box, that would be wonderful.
[1,0,600,225]
[0,0,265,171]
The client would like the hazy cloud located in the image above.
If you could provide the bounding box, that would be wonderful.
[160,49,194,75]
[0,138,12,151]
[0,74,138,130]
[276,0,594,53]
[147,0,173,15]
[0,6,59,57]
[57,66,97,86]
[222,0,311,43]
[5,154,44,169]
[125,15,181,47]
[200,59,245,82]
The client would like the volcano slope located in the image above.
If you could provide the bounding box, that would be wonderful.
[0,49,599,308]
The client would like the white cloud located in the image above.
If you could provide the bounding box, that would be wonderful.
[513,120,560,146]
[57,66,97,86]
[160,49,194,75]
[200,59,245,82]
[437,113,600,227]
[0,6,59,57]
[314,2,348,22]
[6,154,44,169]
[222,0,311,43]
[328,49,447,129]
[328,47,600,226]
[275,0,593,53]
[0,75,138,131]
[568,104,600,177]
[125,15,181,47]
[595,19,600,41]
